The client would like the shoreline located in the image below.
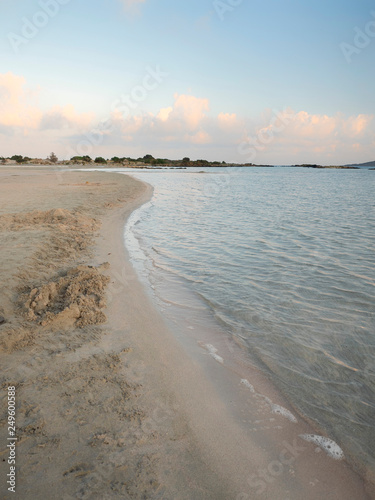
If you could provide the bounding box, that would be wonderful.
[1,163,374,171]
[0,168,373,498]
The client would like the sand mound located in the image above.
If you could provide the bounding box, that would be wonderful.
[25,264,110,329]
[0,208,98,232]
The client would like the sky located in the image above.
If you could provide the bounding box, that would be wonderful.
[0,0,374,164]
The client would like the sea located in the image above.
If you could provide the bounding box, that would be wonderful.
[119,166,374,478]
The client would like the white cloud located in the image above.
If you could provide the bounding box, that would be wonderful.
[157,106,173,122]
[246,110,375,164]
[106,93,217,146]
[218,112,239,129]
[0,72,42,130]
[40,105,94,131]
[0,72,95,135]
[1,72,374,164]
[0,72,96,158]
[102,102,375,163]
[168,94,209,131]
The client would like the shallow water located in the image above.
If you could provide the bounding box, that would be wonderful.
[124,166,375,476]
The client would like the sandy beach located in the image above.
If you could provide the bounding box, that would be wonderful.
[0,168,373,499]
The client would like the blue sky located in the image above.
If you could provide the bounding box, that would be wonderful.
[0,0,374,163]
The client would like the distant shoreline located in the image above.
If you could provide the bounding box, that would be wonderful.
[1,155,374,170]
[1,162,374,170]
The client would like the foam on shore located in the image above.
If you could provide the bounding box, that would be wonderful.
[300,434,345,460]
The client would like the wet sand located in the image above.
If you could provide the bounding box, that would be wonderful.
[0,167,373,499]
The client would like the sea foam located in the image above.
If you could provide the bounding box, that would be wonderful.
[240,379,255,393]
[205,344,224,364]
[270,404,298,423]
[299,434,344,460]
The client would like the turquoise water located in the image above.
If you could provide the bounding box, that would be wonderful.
[125,166,375,477]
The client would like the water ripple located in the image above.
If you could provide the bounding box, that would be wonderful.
[127,167,375,475]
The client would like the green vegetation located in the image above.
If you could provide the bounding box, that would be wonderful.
[94,157,107,164]
[70,156,92,163]
[151,158,167,165]
[138,154,154,164]
[11,155,28,164]
[7,152,370,170]
[1,153,262,167]
[48,152,58,163]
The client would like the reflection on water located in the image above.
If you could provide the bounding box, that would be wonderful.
[125,167,375,476]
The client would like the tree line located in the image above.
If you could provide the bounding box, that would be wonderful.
[1,153,229,167]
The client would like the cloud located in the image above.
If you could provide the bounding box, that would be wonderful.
[0,72,97,158]
[244,110,375,164]
[106,93,220,147]
[1,72,374,164]
[0,72,42,129]
[189,130,211,145]
[0,72,95,135]
[165,94,209,131]
[276,111,373,145]
[342,114,373,136]
[157,106,173,122]
[218,112,239,129]
[102,100,374,163]
[40,105,94,131]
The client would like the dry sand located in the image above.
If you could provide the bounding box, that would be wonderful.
[0,168,373,499]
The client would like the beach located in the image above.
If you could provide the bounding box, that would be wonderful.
[0,167,373,499]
